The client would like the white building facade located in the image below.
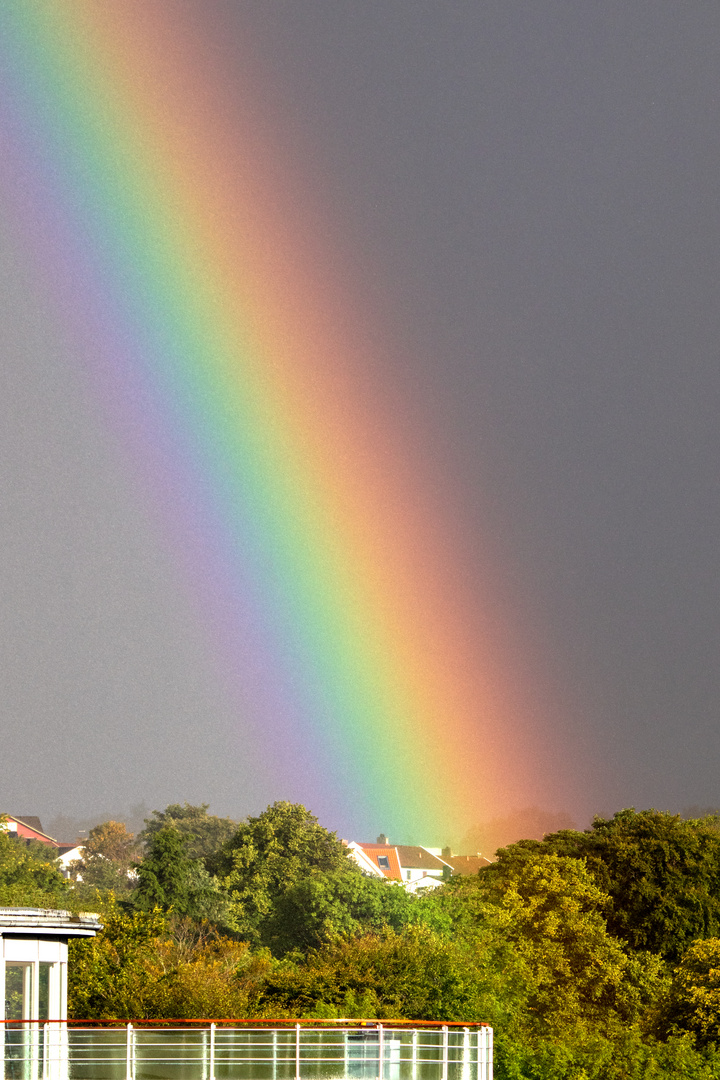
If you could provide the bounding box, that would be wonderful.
[1,907,101,1078]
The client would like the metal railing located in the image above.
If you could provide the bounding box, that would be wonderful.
[3,1020,493,1080]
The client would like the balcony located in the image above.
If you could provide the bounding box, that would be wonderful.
[3,1021,493,1080]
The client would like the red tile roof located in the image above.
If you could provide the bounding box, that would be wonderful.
[355,844,402,880]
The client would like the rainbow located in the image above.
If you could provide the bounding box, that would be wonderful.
[0,3,552,842]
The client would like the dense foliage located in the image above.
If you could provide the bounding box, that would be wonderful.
[495,809,720,960]
[139,803,237,862]
[71,820,140,894]
[0,822,70,907]
[9,804,720,1076]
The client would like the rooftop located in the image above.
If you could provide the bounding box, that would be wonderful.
[0,907,102,936]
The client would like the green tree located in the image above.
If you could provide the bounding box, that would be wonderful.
[0,824,69,908]
[140,803,237,863]
[492,809,720,961]
[260,925,490,1021]
[263,867,416,955]
[482,852,665,1038]
[589,811,720,961]
[71,820,139,895]
[660,938,720,1047]
[68,900,168,1019]
[215,802,354,947]
[134,827,228,924]
[69,900,272,1021]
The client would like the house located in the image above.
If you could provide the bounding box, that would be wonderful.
[54,844,85,879]
[348,837,491,893]
[1,816,88,878]
[348,839,448,893]
[1,816,58,847]
[392,846,449,891]
[349,839,449,892]
[344,841,393,879]
[442,852,491,876]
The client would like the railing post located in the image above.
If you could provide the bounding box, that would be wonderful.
[295,1023,301,1080]
[210,1023,216,1080]
[126,1022,133,1080]
[378,1023,384,1080]
[487,1027,493,1080]
[42,1022,49,1080]
[442,1025,449,1080]
[411,1029,418,1080]
[460,1026,470,1080]
[273,1027,278,1080]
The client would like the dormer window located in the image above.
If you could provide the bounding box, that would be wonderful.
[377,855,390,869]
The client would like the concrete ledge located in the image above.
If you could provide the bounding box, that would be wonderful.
[0,907,102,936]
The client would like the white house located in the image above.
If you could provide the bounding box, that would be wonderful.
[348,838,491,893]
[53,846,85,880]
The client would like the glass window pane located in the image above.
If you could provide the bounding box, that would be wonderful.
[4,963,29,1021]
[39,963,51,1020]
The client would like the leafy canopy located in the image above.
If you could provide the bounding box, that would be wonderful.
[140,803,237,863]
[660,938,720,1048]
[263,866,416,956]
[133,827,228,924]
[491,809,720,961]
[215,801,355,947]
[260,925,489,1022]
[71,820,139,894]
[0,824,69,908]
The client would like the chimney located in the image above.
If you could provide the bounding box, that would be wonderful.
[376,833,389,845]
[442,846,453,858]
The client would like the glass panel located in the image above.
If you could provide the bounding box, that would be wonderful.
[39,963,51,1020]
[4,964,35,1080]
[4,963,29,1021]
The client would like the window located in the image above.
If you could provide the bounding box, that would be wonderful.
[377,855,390,869]
[39,964,52,1020]
[4,964,29,1022]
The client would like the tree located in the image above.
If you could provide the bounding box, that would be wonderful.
[68,900,168,1019]
[262,867,416,955]
[259,925,491,1022]
[133,827,228,924]
[84,821,139,868]
[215,802,354,946]
[0,824,69,908]
[69,900,271,1020]
[433,850,665,1044]
[492,809,720,961]
[659,938,720,1047]
[482,852,664,1038]
[70,820,139,894]
[140,803,237,863]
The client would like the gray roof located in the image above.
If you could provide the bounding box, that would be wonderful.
[13,817,45,834]
[0,908,102,937]
[394,845,447,871]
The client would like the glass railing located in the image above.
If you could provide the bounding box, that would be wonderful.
[2,1021,493,1080]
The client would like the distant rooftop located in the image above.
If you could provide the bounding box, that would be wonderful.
[13,816,45,835]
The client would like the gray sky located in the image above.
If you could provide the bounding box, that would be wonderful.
[2,3,720,839]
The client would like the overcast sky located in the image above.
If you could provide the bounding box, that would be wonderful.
[2,3,720,839]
